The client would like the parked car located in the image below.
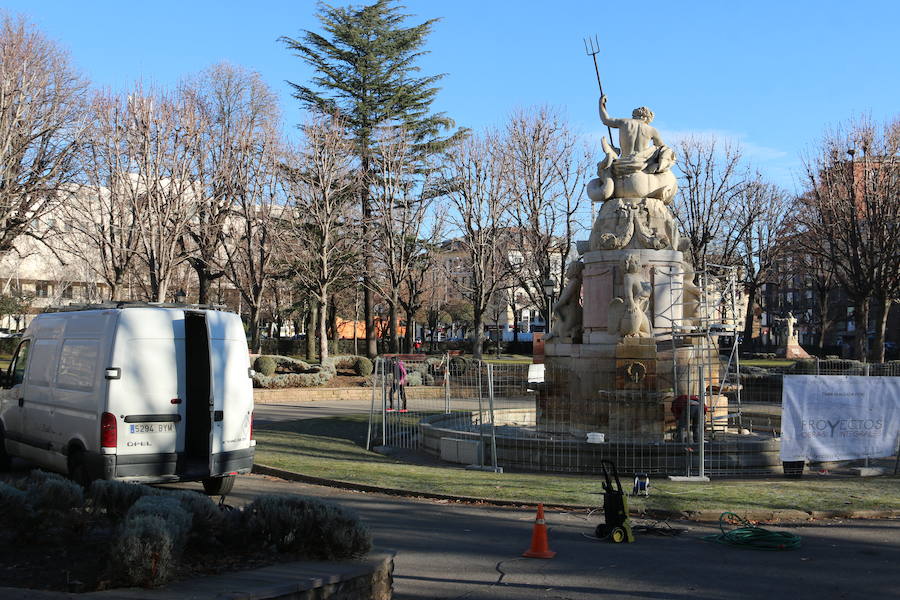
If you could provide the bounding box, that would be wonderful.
[0,304,255,495]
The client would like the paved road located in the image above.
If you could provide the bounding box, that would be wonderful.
[172,473,899,600]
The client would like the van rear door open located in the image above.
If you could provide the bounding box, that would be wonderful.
[109,310,183,479]
[206,310,253,472]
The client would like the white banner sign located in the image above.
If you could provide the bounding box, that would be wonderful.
[781,375,900,462]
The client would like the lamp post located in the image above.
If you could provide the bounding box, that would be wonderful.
[542,276,556,333]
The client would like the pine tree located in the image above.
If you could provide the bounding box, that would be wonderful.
[281,0,462,357]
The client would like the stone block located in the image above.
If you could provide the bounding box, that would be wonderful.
[440,437,482,464]
[615,339,658,360]
[852,467,886,477]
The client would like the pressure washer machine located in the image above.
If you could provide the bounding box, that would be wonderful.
[594,460,635,543]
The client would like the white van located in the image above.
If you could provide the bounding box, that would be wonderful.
[0,304,255,495]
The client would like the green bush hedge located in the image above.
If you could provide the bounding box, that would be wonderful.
[253,355,277,376]
[354,356,373,376]
[449,355,470,376]
[251,355,336,388]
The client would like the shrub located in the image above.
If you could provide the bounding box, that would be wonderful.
[126,496,192,547]
[23,469,69,486]
[253,355,277,376]
[89,480,161,518]
[238,494,371,559]
[354,356,373,377]
[167,490,223,541]
[423,373,435,386]
[27,476,84,512]
[0,481,32,530]
[449,355,470,376]
[405,371,423,387]
[111,515,177,587]
[325,355,373,377]
[791,359,817,375]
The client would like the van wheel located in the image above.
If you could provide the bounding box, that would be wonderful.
[0,429,10,472]
[202,475,235,496]
[68,451,91,488]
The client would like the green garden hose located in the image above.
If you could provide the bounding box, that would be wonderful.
[704,512,802,550]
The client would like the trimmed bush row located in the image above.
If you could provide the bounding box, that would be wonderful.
[0,470,372,588]
[252,355,336,388]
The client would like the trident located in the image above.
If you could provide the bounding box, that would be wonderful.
[584,35,614,143]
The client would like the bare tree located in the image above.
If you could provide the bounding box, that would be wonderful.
[502,107,590,325]
[798,116,900,362]
[368,127,436,353]
[221,122,284,353]
[732,174,790,345]
[282,115,357,361]
[59,91,142,299]
[673,136,747,269]
[118,88,202,302]
[398,206,446,352]
[181,63,280,304]
[439,133,514,360]
[0,14,87,254]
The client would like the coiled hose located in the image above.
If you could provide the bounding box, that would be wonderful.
[704,512,802,550]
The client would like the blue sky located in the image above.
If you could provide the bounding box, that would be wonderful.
[5,0,899,193]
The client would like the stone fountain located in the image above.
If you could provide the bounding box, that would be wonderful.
[419,93,779,476]
[542,94,719,442]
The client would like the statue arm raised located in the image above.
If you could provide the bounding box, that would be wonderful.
[650,126,665,147]
[599,95,621,129]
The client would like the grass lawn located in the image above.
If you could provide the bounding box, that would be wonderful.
[740,359,796,368]
[254,415,900,514]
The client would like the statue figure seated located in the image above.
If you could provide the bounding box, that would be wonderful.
[587,95,678,205]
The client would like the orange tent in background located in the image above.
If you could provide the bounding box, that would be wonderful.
[335,317,405,339]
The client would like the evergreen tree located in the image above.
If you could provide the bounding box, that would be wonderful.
[281,0,462,357]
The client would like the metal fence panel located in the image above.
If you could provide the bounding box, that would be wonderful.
[368,355,899,478]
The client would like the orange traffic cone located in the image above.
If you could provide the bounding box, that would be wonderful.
[523,503,556,558]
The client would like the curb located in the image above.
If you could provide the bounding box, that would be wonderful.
[251,464,900,523]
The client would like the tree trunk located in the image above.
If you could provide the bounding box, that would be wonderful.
[361,156,376,358]
[248,304,262,354]
[853,297,869,361]
[404,307,415,353]
[509,299,519,344]
[816,296,831,351]
[742,282,758,347]
[330,296,340,356]
[155,278,169,304]
[472,304,485,361]
[389,291,400,354]
[195,265,211,305]
[318,289,329,362]
[870,295,890,364]
[306,298,318,361]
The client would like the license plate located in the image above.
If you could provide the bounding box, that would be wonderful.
[130,423,175,434]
